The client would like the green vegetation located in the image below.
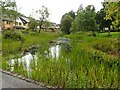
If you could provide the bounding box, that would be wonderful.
[60,11,75,34]
[1,0,20,30]
[104,2,120,30]
[3,30,25,41]
[35,6,49,33]
[71,5,97,35]
[2,30,59,59]
[28,17,38,31]
[60,13,74,34]
[2,30,119,88]
[60,2,120,36]
[1,0,119,88]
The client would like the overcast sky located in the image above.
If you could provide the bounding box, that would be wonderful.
[16,0,104,24]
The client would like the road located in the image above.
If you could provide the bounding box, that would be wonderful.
[0,71,47,89]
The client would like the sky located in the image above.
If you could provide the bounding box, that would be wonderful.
[15,0,104,24]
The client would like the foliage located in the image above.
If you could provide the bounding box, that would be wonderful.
[68,10,76,19]
[70,5,97,35]
[2,31,119,88]
[28,17,38,31]
[2,30,59,58]
[1,1,119,88]
[93,37,119,56]
[96,9,112,31]
[77,4,84,14]
[1,0,20,22]
[104,2,120,30]
[3,30,25,42]
[42,20,50,31]
[60,13,74,34]
[93,39,113,52]
[36,6,49,33]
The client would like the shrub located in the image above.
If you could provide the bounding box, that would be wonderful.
[93,40,113,52]
[3,30,25,42]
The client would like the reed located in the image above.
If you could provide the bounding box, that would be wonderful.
[2,31,119,88]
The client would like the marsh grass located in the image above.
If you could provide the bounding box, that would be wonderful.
[25,47,118,88]
[2,31,119,88]
[2,30,59,59]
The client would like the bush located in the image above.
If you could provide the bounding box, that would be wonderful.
[93,40,113,52]
[21,30,30,34]
[3,30,25,42]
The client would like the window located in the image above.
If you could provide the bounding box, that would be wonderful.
[15,22,18,25]
[6,21,10,25]
[23,23,26,26]
[19,22,21,25]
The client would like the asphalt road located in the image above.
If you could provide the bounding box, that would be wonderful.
[0,71,47,89]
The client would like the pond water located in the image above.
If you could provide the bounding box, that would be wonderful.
[49,45,61,59]
[8,37,70,72]
[10,52,37,71]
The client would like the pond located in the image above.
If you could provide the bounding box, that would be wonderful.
[8,37,71,74]
[3,35,118,88]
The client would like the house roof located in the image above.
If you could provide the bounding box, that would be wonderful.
[19,17,29,24]
[2,15,30,24]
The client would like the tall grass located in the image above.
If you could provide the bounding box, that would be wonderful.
[2,30,59,59]
[23,46,118,88]
[2,31,119,88]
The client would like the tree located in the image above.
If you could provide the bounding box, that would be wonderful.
[104,2,120,35]
[42,20,50,31]
[28,17,38,31]
[71,5,97,36]
[1,0,20,30]
[36,6,49,33]
[96,9,112,32]
[70,11,83,33]
[70,4,84,33]
[77,4,84,14]
[11,1,20,30]
[68,10,76,19]
[60,13,74,34]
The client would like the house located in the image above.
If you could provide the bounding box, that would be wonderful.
[49,22,60,29]
[48,22,60,32]
[37,21,60,32]
[2,18,14,30]
[2,16,29,30]
[14,17,29,29]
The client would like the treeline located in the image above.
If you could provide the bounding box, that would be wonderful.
[60,2,120,36]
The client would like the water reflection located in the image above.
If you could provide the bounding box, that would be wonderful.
[10,53,37,71]
[9,38,70,73]
[49,45,61,59]
[9,45,61,72]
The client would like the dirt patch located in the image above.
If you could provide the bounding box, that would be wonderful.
[107,50,120,57]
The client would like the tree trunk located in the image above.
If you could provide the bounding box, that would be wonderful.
[39,24,41,33]
[108,27,111,36]
[39,20,43,33]
[14,19,16,31]
[92,30,96,37]
[98,30,100,36]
